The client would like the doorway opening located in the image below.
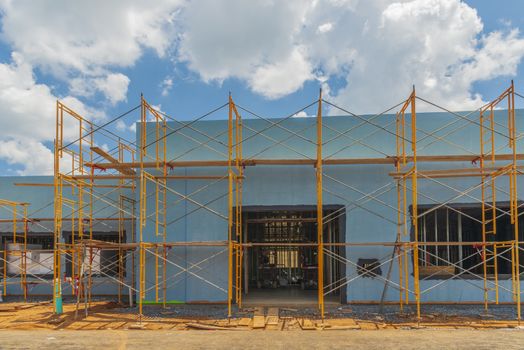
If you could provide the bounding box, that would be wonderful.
[240,205,345,306]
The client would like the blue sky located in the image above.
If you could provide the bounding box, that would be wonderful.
[0,0,524,175]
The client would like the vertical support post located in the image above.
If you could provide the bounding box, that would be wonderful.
[118,194,123,304]
[53,101,63,314]
[404,246,409,305]
[139,243,144,318]
[494,244,499,304]
[89,124,94,240]
[227,93,234,318]
[162,119,167,308]
[396,112,405,310]
[316,89,325,319]
[480,107,489,311]
[510,81,521,322]
[410,87,421,320]
[232,99,243,309]
[22,204,28,301]
[512,244,516,302]
[155,246,159,303]
[88,247,92,306]
[138,94,146,322]
[12,206,16,243]
[3,248,6,297]
[163,245,167,308]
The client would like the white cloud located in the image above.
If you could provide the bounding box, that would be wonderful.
[249,47,313,99]
[326,0,524,113]
[0,53,97,175]
[115,120,127,132]
[93,73,130,105]
[160,77,174,96]
[0,1,182,174]
[293,111,314,118]
[317,22,334,33]
[70,73,130,105]
[177,0,312,97]
[0,139,53,175]
[0,0,182,103]
[1,0,524,175]
[176,0,524,111]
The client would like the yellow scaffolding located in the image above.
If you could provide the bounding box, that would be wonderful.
[15,80,519,322]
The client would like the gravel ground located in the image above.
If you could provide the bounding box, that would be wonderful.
[109,303,520,322]
[280,304,520,322]
[3,295,519,322]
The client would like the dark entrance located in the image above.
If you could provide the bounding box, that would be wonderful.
[240,205,346,305]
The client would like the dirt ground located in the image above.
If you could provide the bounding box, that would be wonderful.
[0,301,522,331]
[0,329,523,350]
[0,301,522,349]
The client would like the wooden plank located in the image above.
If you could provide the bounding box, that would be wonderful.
[265,316,279,326]
[252,315,266,329]
[299,318,316,330]
[328,318,358,326]
[358,322,378,330]
[91,147,136,175]
[325,325,361,330]
[186,322,244,331]
[238,318,252,327]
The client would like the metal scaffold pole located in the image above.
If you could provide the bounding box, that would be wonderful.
[509,81,521,322]
[227,93,234,318]
[410,86,421,320]
[316,89,325,319]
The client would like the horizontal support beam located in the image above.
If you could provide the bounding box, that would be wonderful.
[14,183,134,189]
[235,241,518,247]
[67,175,229,180]
[86,153,524,170]
[390,165,524,179]
[0,217,133,223]
[58,240,229,250]
[246,218,318,223]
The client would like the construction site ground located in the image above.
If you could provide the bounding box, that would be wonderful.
[0,300,522,348]
[1,329,524,350]
[0,299,522,331]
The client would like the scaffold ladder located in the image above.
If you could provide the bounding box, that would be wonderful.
[479,105,499,307]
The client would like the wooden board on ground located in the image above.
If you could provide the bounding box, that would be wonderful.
[358,322,378,330]
[328,318,358,326]
[238,318,252,327]
[81,321,111,330]
[105,321,128,330]
[265,316,279,325]
[186,322,244,331]
[299,318,316,330]
[128,323,147,330]
[252,315,265,329]
[215,319,238,327]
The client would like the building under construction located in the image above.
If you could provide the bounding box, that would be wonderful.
[0,83,524,321]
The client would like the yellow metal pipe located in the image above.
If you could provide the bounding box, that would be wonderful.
[227,94,233,318]
[316,89,325,319]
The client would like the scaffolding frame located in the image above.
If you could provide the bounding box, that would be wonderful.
[1,82,522,323]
